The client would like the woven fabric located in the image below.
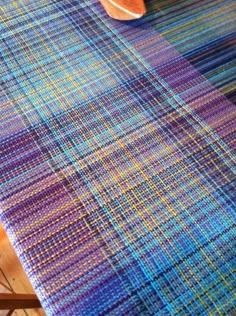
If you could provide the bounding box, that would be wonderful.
[0,0,236,315]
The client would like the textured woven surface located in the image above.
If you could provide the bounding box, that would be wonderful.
[0,0,236,315]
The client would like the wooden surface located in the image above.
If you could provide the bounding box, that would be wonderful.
[0,294,41,310]
[0,224,45,316]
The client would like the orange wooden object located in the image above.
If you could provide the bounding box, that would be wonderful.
[100,0,146,20]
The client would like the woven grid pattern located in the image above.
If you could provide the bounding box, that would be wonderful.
[0,0,236,315]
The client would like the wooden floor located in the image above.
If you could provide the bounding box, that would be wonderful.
[0,224,46,316]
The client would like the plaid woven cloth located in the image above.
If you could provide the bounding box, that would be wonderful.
[0,0,236,315]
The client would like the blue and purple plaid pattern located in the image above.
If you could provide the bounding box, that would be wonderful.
[0,0,235,315]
